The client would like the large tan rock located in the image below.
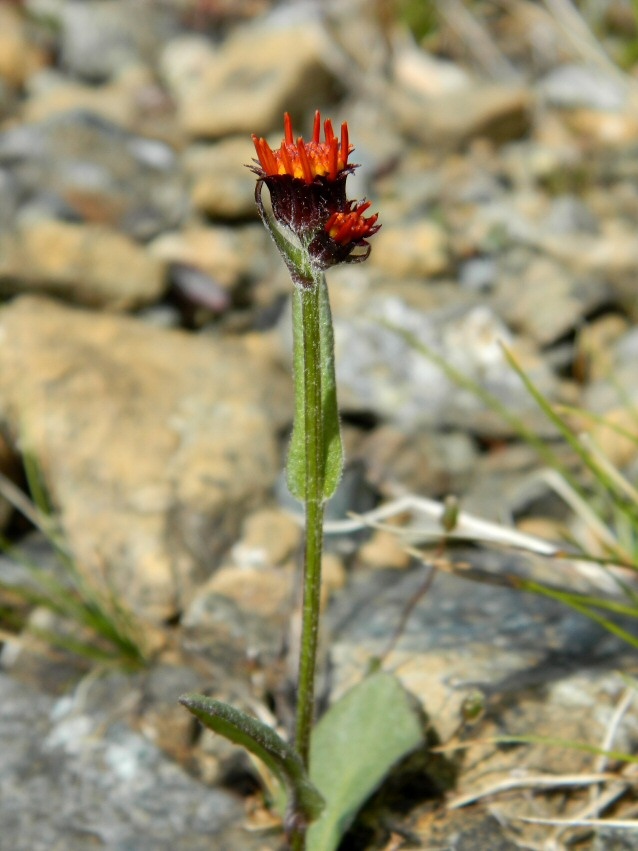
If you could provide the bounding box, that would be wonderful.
[394,84,533,148]
[370,220,451,279]
[0,6,45,90]
[21,66,156,129]
[0,220,166,310]
[0,297,291,622]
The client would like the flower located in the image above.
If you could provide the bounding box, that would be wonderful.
[252,111,352,184]
[251,111,380,272]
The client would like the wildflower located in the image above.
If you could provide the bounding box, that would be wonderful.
[251,111,380,272]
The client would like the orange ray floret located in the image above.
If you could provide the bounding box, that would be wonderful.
[325,202,379,245]
[252,111,354,184]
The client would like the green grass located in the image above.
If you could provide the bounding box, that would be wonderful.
[387,321,638,649]
[0,453,149,671]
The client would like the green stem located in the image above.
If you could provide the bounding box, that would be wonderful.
[290,279,326,850]
[254,189,342,846]
[296,281,325,765]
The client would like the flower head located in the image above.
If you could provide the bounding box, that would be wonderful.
[251,111,380,274]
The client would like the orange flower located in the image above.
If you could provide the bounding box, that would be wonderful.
[251,111,380,271]
[252,112,353,183]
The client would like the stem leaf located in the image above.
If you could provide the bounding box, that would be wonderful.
[287,277,343,502]
[179,693,325,827]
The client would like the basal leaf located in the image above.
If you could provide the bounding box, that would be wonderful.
[307,671,423,851]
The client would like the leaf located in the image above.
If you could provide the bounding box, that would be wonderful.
[287,276,343,502]
[307,671,424,851]
[179,694,325,827]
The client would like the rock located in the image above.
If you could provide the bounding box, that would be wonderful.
[392,42,472,99]
[357,425,477,499]
[184,137,261,220]
[326,561,637,848]
[183,563,295,665]
[321,552,347,600]
[576,313,629,382]
[459,256,497,292]
[0,297,291,622]
[534,225,638,313]
[394,84,533,148]
[583,324,638,413]
[161,25,338,139]
[563,106,638,146]
[370,220,450,279]
[0,671,266,851]
[540,64,629,111]
[328,563,632,740]
[0,169,21,232]
[58,0,177,82]
[166,265,232,323]
[413,808,521,850]
[358,528,412,571]
[22,65,164,131]
[330,297,558,437]
[585,406,638,470]
[231,507,301,569]
[0,112,188,240]
[0,81,11,122]
[0,220,166,310]
[184,507,299,663]
[0,5,46,90]
[149,224,269,294]
[542,194,599,235]
[495,255,611,346]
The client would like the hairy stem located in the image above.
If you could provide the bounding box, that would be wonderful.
[295,280,325,764]
[290,279,325,850]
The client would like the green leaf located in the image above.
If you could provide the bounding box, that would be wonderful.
[287,276,343,502]
[307,671,424,851]
[179,694,325,828]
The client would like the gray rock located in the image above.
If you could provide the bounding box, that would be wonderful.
[328,559,633,729]
[0,672,266,851]
[330,296,558,437]
[593,829,638,851]
[357,426,477,499]
[0,531,66,592]
[58,0,176,82]
[532,226,638,314]
[0,112,189,240]
[540,63,628,111]
[327,555,638,851]
[543,194,600,235]
[459,256,497,292]
[495,254,611,346]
